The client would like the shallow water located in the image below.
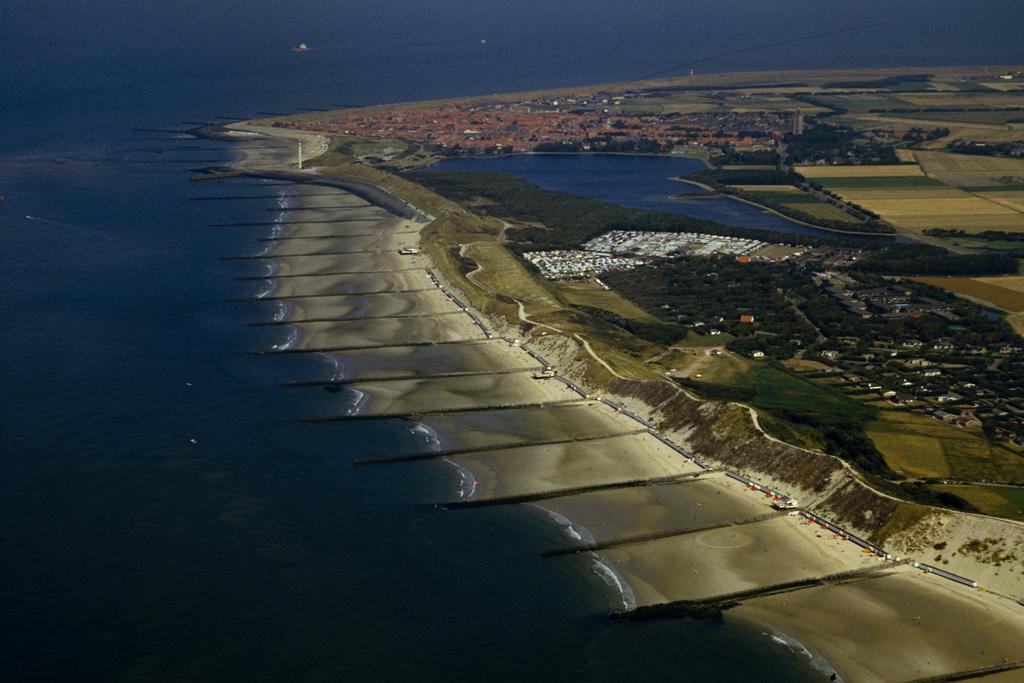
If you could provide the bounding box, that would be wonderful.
[433,153,850,238]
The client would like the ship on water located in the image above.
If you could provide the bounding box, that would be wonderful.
[292,42,310,53]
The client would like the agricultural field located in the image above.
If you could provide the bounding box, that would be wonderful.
[911,276,1024,312]
[867,411,1024,484]
[799,158,1024,234]
[932,484,1024,521]
[914,151,1024,186]
[799,165,925,178]
[731,184,861,224]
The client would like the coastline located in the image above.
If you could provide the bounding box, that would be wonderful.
[222,124,1024,682]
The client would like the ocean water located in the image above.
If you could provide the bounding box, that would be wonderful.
[3,1,1020,680]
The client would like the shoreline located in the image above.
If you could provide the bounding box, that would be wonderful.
[222,125,1024,682]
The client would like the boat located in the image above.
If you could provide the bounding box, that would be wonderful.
[292,42,310,53]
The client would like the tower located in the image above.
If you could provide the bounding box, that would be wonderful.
[792,109,804,136]
[297,141,303,169]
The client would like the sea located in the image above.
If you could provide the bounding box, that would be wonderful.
[2,1,1020,680]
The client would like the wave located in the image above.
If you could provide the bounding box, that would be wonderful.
[408,422,442,453]
[442,457,478,500]
[318,353,347,382]
[765,630,841,681]
[588,553,636,612]
[270,325,300,351]
[255,278,277,299]
[273,301,292,322]
[343,387,368,416]
[534,505,596,545]
[262,261,278,277]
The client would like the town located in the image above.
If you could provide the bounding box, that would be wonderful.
[283,98,794,156]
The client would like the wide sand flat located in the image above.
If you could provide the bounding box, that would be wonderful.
[452,432,699,500]
[268,252,411,276]
[286,290,459,322]
[266,270,433,298]
[287,313,482,350]
[419,402,644,452]
[599,515,880,605]
[268,233,415,256]
[540,475,773,543]
[322,339,528,380]
[275,219,399,238]
[733,569,1024,682]
[347,371,577,416]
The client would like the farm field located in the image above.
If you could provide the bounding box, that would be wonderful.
[798,157,1024,233]
[911,276,1024,312]
[932,484,1024,521]
[914,150,1024,186]
[732,185,861,223]
[867,411,1024,483]
[799,164,924,178]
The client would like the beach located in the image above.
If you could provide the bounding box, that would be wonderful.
[227,124,1024,682]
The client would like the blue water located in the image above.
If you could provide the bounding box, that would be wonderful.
[433,153,834,236]
[3,1,1019,680]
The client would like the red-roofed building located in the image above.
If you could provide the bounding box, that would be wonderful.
[739,314,755,323]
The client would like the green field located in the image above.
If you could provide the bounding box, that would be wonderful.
[789,202,861,223]
[739,188,863,224]
[867,411,1024,483]
[556,283,655,321]
[962,184,1024,193]
[932,485,1024,521]
[815,176,946,189]
[731,364,876,426]
[743,190,821,204]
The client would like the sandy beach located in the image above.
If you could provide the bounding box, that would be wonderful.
[733,568,1024,682]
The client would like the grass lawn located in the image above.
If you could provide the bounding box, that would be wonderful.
[868,411,1024,483]
[868,413,946,479]
[465,241,561,313]
[733,364,875,426]
[932,485,1024,521]
[556,283,656,321]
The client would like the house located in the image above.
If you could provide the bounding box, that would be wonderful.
[736,255,752,264]
[751,350,765,358]
[922,368,942,377]
[820,350,840,360]
[937,394,961,404]
[933,410,957,423]
[739,314,755,323]
[954,415,982,429]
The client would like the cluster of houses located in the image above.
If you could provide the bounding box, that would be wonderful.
[522,250,647,279]
[524,230,781,280]
[817,272,960,321]
[282,94,795,156]
[812,339,1023,445]
[582,230,765,258]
